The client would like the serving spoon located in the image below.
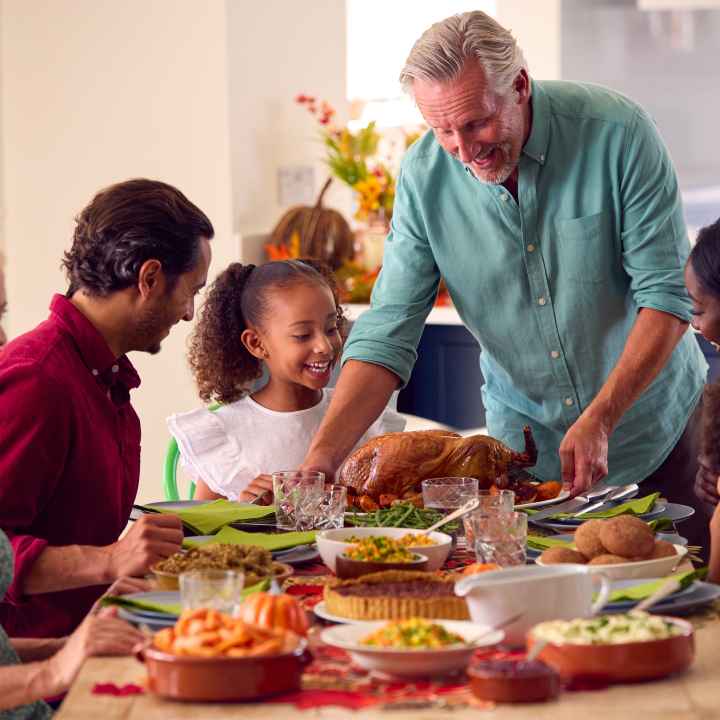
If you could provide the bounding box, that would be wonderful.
[419,497,480,535]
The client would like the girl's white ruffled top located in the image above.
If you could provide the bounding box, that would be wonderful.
[166,388,406,500]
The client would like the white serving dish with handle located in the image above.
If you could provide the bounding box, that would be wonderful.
[535,544,688,581]
[321,620,504,677]
[454,564,609,646]
[316,526,452,572]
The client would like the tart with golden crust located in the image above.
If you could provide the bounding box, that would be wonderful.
[323,570,469,620]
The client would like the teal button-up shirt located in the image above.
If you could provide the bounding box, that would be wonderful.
[343,79,707,484]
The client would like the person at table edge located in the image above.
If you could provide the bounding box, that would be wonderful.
[0,179,212,638]
[302,11,711,547]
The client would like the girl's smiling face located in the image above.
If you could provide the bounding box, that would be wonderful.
[685,261,720,346]
[251,280,342,394]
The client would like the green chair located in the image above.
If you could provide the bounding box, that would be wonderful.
[163,403,221,500]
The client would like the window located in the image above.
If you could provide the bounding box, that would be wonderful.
[346,0,496,127]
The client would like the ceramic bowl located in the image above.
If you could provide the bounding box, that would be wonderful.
[321,620,504,678]
[535,544,688,581]
[316,527,452,573]
[151,562,294,591]
[139,641,310,701]
[527,616,694,683]
[335,552,428,579]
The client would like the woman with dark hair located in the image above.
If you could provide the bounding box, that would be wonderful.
[686,218,720,581]
[167,259,405,503]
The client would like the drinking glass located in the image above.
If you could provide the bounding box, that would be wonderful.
[472,511,528,567]
[272,471,325,530]
[421,476,478,536]
[313,484,347,530]
[463,489,515,546]
[179,569,245,615]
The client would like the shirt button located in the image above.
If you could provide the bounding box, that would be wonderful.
[540,154,545,162]
[564,397,574,406]
[91,369,99,376]
[551,350,560,359]
[538,296,546,306]
[111,364,120,373]
[500,194,508,202]
[527,244,536,252]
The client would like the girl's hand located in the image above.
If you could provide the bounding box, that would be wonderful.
[240,474,274,504]
[46,607,145,693]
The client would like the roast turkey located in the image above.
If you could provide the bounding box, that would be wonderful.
[339,426,541,511]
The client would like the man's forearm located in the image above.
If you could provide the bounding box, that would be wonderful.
[583,308,689,432]
[23,544,114,595]
[12,637,65,662]
[305,360,400,472]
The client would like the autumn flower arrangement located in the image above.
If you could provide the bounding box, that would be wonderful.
[295,93,399,223]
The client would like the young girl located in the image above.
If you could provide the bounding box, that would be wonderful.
[685,218,720,583]
[167,259,405,503]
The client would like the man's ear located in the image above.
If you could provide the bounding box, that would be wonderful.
[513,69,530,104]
[241,328,267,360]
[137,259,164,299]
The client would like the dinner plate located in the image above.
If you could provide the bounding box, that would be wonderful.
[602,581,720,616]
[514,489,571,510]
[117,607,176,630]
[313,601,375,625]
[145,500,207,511]
[532,502,668,531]
[601,577,697,611]
[120,591,180,618]
[272,544,321,564]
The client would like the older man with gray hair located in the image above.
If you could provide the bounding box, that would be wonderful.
[303,11,709,548]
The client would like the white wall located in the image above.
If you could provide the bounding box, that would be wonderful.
[1,0,235,503]
[496,0,562,81]
[227,0,351,245]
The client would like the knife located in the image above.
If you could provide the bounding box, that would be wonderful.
[527,485,614,523]
[571,483,640,518]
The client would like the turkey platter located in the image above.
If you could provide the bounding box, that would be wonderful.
[339,426,561,511]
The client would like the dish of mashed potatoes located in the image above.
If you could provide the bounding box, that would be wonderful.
[531,611,684,645]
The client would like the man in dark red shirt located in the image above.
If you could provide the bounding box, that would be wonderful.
[0,179,213,637]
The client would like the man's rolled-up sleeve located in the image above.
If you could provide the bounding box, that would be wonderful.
[0,364,68,603]
[620,108,693,322]
[342,165,440,386]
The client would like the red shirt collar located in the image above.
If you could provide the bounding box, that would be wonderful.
[49,294,141,392]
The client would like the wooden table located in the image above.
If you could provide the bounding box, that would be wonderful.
[56,615,720,720]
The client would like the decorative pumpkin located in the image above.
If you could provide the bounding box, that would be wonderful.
[268,177,355,270]
[237,592,309,636]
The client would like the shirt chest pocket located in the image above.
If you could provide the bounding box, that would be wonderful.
[557,211,612,283]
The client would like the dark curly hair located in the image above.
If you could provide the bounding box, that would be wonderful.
[689,218,720,299]
[188,258,348,404]
[62,178,214,297]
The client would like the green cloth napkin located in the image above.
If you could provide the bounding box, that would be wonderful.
[527,534,575,551]
[185,525,315,552]
[525,493,660,521]
[146,499,275,535]
[102,578,269,617]
[606,570,701,603]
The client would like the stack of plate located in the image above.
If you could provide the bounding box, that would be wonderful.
[530,502,695,532]
[603,577,720,616]
[115,591,179,631]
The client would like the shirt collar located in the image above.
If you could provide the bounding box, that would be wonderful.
[522,79,549,166]
[49,294,141,392]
